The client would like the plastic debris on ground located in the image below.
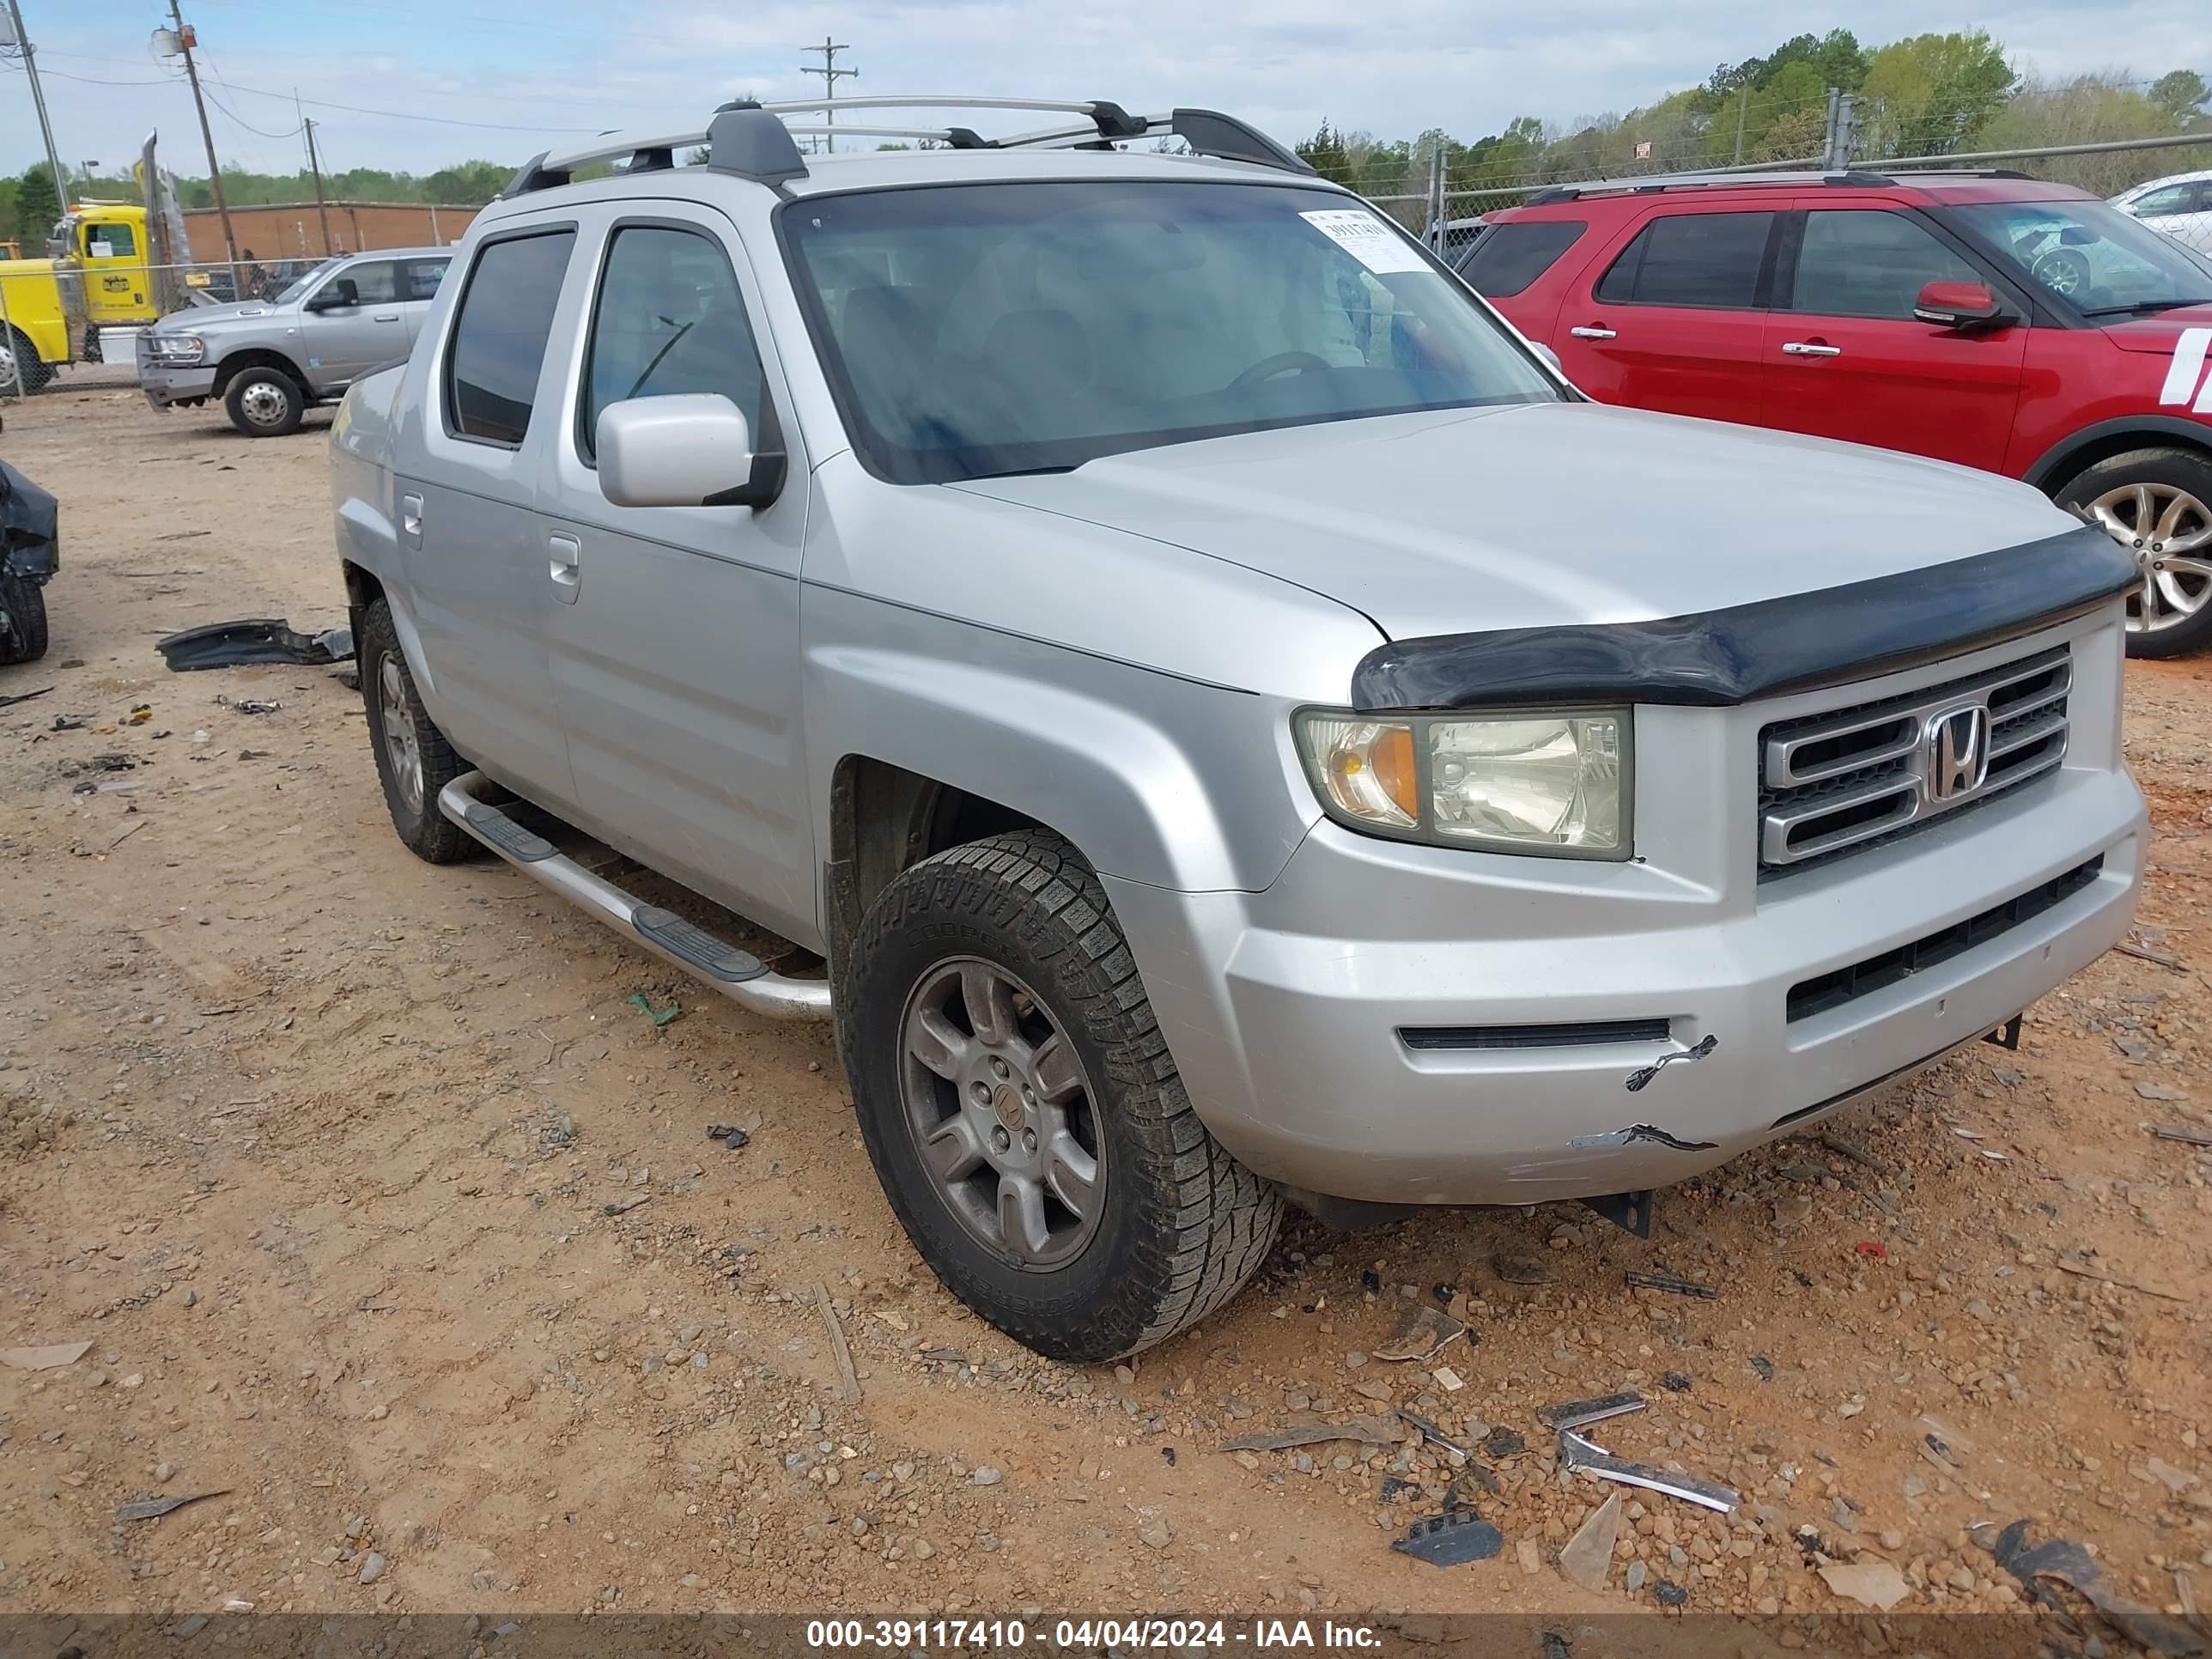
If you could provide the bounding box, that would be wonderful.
[1390,1510,1504,1566]
[156,618,355,672]
[705,1123,750,1151]
[626,990,683,1028]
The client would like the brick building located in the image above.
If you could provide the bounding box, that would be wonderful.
[182,201,481,263]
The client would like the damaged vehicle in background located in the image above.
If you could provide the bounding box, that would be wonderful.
[0,457,57,666]
[331,96,2147,1362]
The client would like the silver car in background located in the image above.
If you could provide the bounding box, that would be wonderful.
[2111,169,2212,259]
[139,246,452,436]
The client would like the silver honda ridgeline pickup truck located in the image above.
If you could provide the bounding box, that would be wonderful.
[329,98,2146,1361]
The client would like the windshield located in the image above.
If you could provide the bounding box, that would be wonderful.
[781,181,1562,483]
[273,258,343,306]
[1947,198,2212,317]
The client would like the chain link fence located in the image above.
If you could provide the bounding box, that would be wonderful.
[0,255,348,402]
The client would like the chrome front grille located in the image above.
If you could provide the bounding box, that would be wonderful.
[1758,647,2070,873]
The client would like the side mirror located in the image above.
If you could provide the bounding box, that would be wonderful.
[1913,280,2011,331]
[306,278,358,312]
[1530,341,1564,374]
[597,393,786,510]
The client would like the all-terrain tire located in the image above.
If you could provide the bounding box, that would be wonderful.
[2051,446,2212,659]
[842,829,1282,1362]
[359,597,471,863]
[0,573,47,665]
[223,366,305,437]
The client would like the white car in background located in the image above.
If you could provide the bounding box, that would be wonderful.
[2112,170,2212,258]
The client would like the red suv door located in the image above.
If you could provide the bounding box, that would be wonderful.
[1759,199,2028,471]
[1547,206,1778,423]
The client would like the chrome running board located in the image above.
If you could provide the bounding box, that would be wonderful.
[438,770,832,1022]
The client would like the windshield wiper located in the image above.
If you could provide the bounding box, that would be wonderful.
[2077,299,2203,318]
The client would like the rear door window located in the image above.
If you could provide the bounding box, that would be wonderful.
[404,258,450,301]
[1595,211,1776,307]
[445,230,576,446]
[1457,220,1587,296]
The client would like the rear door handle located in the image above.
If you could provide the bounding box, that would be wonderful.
[399,492,423,549]
[1569,324,1617,340]
[548,532,581,603]
[1782,341,1842,357]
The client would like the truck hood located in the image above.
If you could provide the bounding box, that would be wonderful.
[2102,302,2212,356]
[951,403,2078,641]
[154,301,283,332]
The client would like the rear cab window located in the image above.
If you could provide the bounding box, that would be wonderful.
[1595,210,1777,308]
[445,230,577,446]
[1457,220,1587,297]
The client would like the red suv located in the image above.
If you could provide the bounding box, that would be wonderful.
[1462,173,2212,655]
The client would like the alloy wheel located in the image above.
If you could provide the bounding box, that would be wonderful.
[897,957,1105,1271]
[2078,482,2212,635]
[378,655,425,812]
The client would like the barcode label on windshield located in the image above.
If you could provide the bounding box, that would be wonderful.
[1300,210,1428,274]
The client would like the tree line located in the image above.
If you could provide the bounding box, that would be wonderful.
[1297,31,2211,204]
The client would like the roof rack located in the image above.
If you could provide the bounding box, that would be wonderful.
[501,96,1314,197]
[1519,165,2035,204]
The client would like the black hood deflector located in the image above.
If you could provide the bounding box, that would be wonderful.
[1351,526,2134,712]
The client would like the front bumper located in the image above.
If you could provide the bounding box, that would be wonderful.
[1107,618,2145,1207]
[137,358,216,410]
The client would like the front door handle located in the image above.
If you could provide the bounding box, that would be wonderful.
[1569,324,1617,340]
[373,313,401,323]
[399,492,423,549]
[548,532,581,604]
[1782,341,1843,357]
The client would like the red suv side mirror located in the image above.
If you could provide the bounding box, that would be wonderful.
[1913,280,2011,331]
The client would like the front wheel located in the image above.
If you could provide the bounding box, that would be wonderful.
[2053,447,2212,658]
[223,368,304,437]
[0,328,52,395]
[843,830,1281,1362]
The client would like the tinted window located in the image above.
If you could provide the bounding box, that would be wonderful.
[1595,211,1774,308]
[446,232,575,446]
[404,258,449,301]
[1790,210,1979,319]
[581,226,766,459]
[87,222,137,258]
[1459,220,1588,297]
[328,261,398,305]
[782,181,1561,485]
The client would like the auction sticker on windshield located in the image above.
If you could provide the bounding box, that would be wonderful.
[1300,209,1428,274]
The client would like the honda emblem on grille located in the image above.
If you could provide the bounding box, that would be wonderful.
[1926,704,1992,802]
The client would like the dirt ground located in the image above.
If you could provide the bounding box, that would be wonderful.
[3,380,2211,1643]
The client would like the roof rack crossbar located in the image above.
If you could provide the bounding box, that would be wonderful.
[501,95,1318,198]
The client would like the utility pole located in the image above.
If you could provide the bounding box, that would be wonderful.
[3,1,68,211]
[799,37,855,154]
[167,0,238,266]
[299,100,332,256]
[1732,82,1749,164]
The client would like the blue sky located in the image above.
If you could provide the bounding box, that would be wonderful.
[4,0,2203,183]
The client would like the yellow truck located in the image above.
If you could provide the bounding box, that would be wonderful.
[0,200,166,393]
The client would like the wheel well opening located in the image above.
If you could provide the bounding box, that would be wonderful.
[2045,431,2212,496]
[825,757,1044,978]
[213,349,307,398]
[340,561,385,621]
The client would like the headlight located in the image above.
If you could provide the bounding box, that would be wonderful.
[1296,708,1630,857]
[151,334,205,363]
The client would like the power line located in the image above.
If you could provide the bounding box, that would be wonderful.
[20,57,593,131]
